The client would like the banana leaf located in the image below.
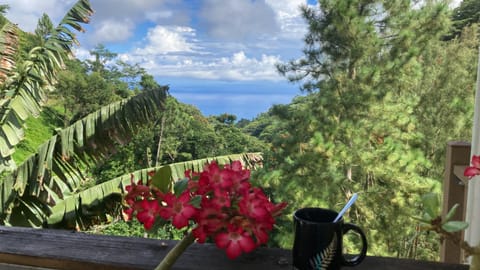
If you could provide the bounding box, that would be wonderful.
[1,88,167,226]
[46,153,263,225]
[0,0,93,171]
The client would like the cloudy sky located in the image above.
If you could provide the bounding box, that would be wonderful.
[3,0,318,119]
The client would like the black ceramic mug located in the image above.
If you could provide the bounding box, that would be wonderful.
[293,208,367,270]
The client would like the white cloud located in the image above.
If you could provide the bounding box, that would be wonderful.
[89,0,168,20]
[88,0,191,26]
[89,19,135,44]
[199,0,279,41]
[266,0,305,19]
[72,47,93,61]
[3,0,75,32]
[265,0,309,39]
[133,26,196,55]
[86,0,191,45]
[4,0,305,82]
[131,50,283,81]
[145,10,173,22]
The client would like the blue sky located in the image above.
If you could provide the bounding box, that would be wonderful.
[2,0,465,119]
[3,0,321,120]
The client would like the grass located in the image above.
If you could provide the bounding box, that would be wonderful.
[88,218,186,240]
[12,105,64,164]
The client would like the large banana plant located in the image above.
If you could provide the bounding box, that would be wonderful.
[47,153,262,227]
[5,151,261,227]
[0,88,167,227]
[0,0,93,171]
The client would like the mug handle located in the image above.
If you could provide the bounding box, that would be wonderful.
[341,223,368,266]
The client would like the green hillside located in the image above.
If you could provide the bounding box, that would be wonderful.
[2,0,480,262]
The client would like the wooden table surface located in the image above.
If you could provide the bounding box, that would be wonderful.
[0,226,469,270]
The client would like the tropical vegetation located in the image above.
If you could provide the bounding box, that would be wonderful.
[0,0,478,263]
[257,0,479,261]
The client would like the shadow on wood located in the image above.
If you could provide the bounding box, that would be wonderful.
[0,226,469,270]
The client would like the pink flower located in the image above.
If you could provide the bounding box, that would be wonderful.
[136,200,160,230]
[239,188,273,221]
[197,162,225,190]
[159,191,197,229]
[125,175,152,202]
[123,160,286,260]
[123,207,134,221]
[215,226,256,259]
[225,161,251,184]
[210,188,231,210]
[464,155,480,178]
[192,206,227,243]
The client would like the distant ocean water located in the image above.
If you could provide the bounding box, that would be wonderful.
[165,78,302,120]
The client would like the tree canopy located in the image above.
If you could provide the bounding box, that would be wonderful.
[260,0,477,260]
[0,0,478,261]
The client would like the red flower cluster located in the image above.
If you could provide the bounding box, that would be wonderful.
[124,161,286,259]
[464,155,480,178]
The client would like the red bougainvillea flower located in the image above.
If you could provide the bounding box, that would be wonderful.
[214,226,256,259]
[464,155,480,178]
[192,206,227,243]
[158,191,197,229]
[123,176,154,222]
[136,200,160,230]
[224,160,251,185]
[266,201,288,218]
[123,207,134,221]
[249,221,272,245]
[197,161,225,191]
[125,176,152,202]
[123,160,286,260]
[239,187,274,221]
[209,188,232,210]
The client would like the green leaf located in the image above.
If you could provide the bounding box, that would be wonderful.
[13,152,261,226]
[411,215,432,224]
[174,178,189,196]
[147,217,168,233]
[151,166,172,193]
[444,203,459,223]
[421,193,440,219]
[422,212,433,222]
[190,195,202,208]
[441,221,469,232]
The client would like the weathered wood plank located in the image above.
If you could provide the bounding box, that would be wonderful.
[0,226,469,270]
[0,263,54,270]
[442,141,470,263]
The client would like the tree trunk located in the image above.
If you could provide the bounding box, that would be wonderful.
[155,115,166,167]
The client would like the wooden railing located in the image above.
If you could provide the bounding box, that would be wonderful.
[0,141,473,269]
[441,141,471,264]
[0,226,469,270]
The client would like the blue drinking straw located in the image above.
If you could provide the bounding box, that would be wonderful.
[333,193,358,222]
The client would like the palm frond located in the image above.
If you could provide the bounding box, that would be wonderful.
[0,0,93,171]
[46,153,263,226]
[0,89,167,226]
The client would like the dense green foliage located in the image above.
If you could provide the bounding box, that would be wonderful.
[1,11,265,230]
[446,0,480,40]
[92,96,266,184]
[256,0,478,260]
[12,107,63,163]
[1,0,479,262]
[0,0,94,170]
[90,219,186,240]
